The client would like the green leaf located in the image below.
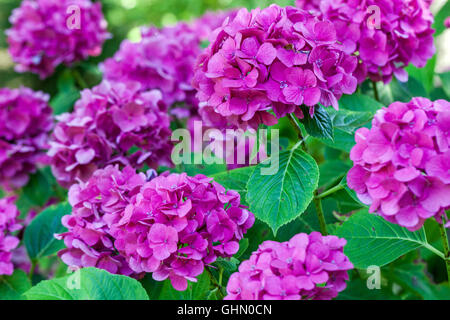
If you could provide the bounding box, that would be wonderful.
[406,55,436,94]
[389,77,428,102]
[438,72,450,98]
[24,202,71,259]
[336,276,397,300]
[318,160,351,189]
[319,108,373,152]
[0,270,32,300]
[336,209,431,268]
[387,262,440,300]
[157,272,211,300]
[338,94,384,114]
[23,267,149,300]
[433,0,450,36]
[299,105,334,141]
[22,169,53,207]
[246,145,319,235]
[211,166,255,206]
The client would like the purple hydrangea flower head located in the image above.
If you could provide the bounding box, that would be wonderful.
[347,98,450,231]
[192,5,358,130]
[48,80,172,187]
[6,0,110,79]
[56,165,146,276]
[101,22,202,116]
[296,0,435,84]
[112,172,255,291]
[225,232,353,300]
[0,87,53,190]
[0,196,22,275]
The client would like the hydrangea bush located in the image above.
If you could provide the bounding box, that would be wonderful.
[6,0,110,79]
[0,0,449,302]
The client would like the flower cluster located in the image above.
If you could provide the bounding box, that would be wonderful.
[0,197,22,275]
[48,80,172,187]
[445,17,450,29]
[113,171,255,291]
[0,87,53,189]
[56,165,146,275]
[295,0,435,84]
[192,5,358,130]
[347,98,450,231]
[6,0,109,79]
[57,166,254,291]
[225,232,353,300]
[101,22,201,112]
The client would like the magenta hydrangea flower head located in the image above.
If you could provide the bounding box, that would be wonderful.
[111,172,255,291]
[225,232,353,300]
[192,4,358,130]
[0,196,22,275]
[56,165,146,276]
[101,22,202,115]
[296,0,435,84]
[0,87,53,190]
[6,0,110,79]
[48,80,172,187]
[347,98,450,231]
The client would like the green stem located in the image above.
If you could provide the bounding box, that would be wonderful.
[29,259,37,280]
[372,80,380,102]
[72,69,88,89]
[206,268,225,299]
[438,218,450,282]
[316,184,345,199]
[314,191,328,236]
[288,113,307,151]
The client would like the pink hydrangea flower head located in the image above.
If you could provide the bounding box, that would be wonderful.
[347,98,450,231]
[56,165,147,276]
[0,196,22,275]
[296,0,435,84]
[445,17,450,29]
[111,172,255,291]
[48,80,173,187]
[0,87,53,190]
[192,5,357,130]
[6,0,110,79]
[225,232,353,300]
[101,22,201,118]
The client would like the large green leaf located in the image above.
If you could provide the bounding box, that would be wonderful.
[24,202,71,259]
[336,210,431,268]
[299,105,334,141]
[0,270,32,300]
[23,267,149,300]
[246,145,319,235]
